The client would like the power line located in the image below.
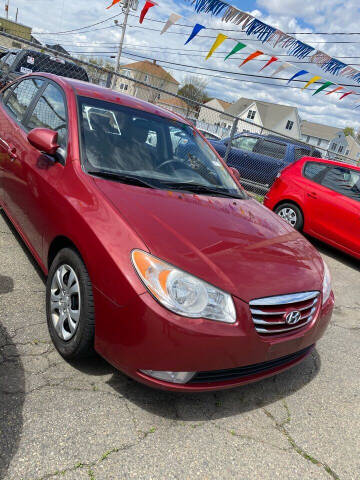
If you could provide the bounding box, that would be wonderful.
[32,12,122,35]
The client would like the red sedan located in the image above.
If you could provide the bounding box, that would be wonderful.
[0,74,334,391]
[264,157,360,260]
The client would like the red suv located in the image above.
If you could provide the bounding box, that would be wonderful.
[0,74,334,391]
[264,157,360,259]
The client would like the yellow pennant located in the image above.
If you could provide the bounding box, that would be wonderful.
[206,34,228,60]
[303,76,322,90]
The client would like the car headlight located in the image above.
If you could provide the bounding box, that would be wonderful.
[322,261,332,305]
[132,250,236,324]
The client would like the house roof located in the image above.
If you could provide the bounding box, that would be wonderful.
[301,120,342,141]
[224,97,299,131]
[120,60,179,85]
[215,98,232,110]
[157,96,188,110]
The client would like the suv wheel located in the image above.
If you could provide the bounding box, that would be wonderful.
[275,203,303,231]
[46,248,95,359]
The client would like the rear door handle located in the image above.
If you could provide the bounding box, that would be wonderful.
[307,192,317,199]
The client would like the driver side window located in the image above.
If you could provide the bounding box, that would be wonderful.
[27,83,68,151]
[232,136,258,152]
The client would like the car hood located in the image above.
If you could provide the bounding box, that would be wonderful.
[94,180,324,303]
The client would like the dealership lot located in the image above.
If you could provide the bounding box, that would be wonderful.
[0,211,359,480]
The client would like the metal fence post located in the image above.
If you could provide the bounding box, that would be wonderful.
[224,118,239,163]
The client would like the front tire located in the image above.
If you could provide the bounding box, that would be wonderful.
[274,203,304,231]
[46,248,95,359]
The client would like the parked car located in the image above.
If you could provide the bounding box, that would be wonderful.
[197,129,221,141]
[0,73,334,391]
[0,49,89,87]
[264,157,360,259]
[209,133,322,188]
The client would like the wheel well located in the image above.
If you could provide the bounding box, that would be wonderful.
[274,199,303,216]
[47,236,81,269]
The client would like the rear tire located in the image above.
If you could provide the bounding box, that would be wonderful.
[46,248,95,360]
[274,202,304,231]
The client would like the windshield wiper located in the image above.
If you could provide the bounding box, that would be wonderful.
[165,182,244,199]
[88,170,157,189]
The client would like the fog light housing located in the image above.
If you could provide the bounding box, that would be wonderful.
[140,370,196,384]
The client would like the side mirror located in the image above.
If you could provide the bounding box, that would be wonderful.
[27,128,59,156]
[230,167,241,180]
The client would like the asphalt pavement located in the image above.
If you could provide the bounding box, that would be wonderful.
[0,210,359,480]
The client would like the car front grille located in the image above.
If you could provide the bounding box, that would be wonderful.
[249,291,320,335]
[189,345,314,384]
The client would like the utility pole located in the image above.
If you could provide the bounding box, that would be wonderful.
[15,7,18,22]
[5,0,9,19]
[111,0,132,88]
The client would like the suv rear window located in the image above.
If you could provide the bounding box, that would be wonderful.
[303,162,328,182]
[294,147,311,162]
[253,140,286,160]
[14,52,89,81]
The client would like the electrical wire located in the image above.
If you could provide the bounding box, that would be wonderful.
[32,12,122,35]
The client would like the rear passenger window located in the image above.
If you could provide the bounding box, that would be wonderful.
[303,162,328,183]
[4,78,44,123]
[253,140,286,160]
[27,83,67,150]
[321,167,360,202]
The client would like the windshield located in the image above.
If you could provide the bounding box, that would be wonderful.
[78,96,245,198]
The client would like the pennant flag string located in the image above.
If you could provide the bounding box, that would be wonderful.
[312,81,334,96]
[287,70,308,85]
[139,1,157,24]
[224,42,246,60]
[106,0,121,8]
[161,13,182,35]
[185,23,206,45]
[206,33,228,60]
[259,56,278,72]
[339,91,355,100]
[326,86,344,95]
[303,76,322,90]
[239,50,263,68]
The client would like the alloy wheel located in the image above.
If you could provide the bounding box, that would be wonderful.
[277,207,297,227]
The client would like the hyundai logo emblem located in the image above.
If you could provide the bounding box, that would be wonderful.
[285,311,302,325]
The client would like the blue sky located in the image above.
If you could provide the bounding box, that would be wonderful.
[5,0,360,131]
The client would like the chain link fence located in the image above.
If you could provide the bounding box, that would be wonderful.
[0,29,359,198]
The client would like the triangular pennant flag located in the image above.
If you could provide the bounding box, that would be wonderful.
[224,42,246,61]
[206,34,228,60]
[326,86,344,95]
[139,1,157,24]
[271,62,292,77]
[239,50,263,68]
[259,56,278,71]
[303,75,321,90]
[287,70,308,84]
[161,13,182,34]
[312,81,334,96]
[185,24,206,45]
[106,0,121,8]
[339,91,355,100]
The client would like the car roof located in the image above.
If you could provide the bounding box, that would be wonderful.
[299,156,360,171]
[28,73,190,126]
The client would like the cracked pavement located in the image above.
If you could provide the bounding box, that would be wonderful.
[0,211,359,480]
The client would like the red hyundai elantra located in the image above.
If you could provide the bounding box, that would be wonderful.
[0,74,334,391]
[264,157,360,260]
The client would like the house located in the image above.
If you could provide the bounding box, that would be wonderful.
[198,98,232,125]
[218,98,301,140]
[116,60,179,103]
[300,120,358,160]
[45,44,70,56]
[0,16,32,50]
[155,96,196,119]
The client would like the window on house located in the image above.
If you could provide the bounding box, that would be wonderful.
[331,142,337,151]
[119,83,129,91]
[317,138,321,146]
[143,74,149,82]
[345,149,350,156]
[247,110,256,120]
[338,145,344,154]
[122,69,131,78]
[285,120,294,131]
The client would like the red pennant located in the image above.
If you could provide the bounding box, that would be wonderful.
[259,56,278,72]
[240,50,263,68]
[339,91,355,100]
[140,1,157,23]
[106,0,121,9]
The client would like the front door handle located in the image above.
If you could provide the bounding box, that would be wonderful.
[307,192,317,199]
[7,144,18,161]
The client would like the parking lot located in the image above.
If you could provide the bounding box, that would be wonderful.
[0,210,359,480]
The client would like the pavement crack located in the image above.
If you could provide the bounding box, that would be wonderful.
[263,408,340,480]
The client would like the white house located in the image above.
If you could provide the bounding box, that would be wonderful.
[198,98,232,125]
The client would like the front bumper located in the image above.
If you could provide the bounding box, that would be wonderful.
[94,288,334,392]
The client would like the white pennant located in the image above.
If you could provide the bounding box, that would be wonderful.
[161,13,182,35]
[271,62,292,77]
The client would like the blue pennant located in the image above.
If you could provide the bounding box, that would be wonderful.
[185,23,206,45]
[244,19,276,43]
[190,0,228,16]
[287,70,309,84]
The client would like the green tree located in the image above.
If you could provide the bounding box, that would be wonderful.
[344,126,355,137]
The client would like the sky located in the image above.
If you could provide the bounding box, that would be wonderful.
[4,0,360,131]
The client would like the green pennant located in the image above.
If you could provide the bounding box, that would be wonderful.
[313,81,334,95]
[225,42,246,61]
